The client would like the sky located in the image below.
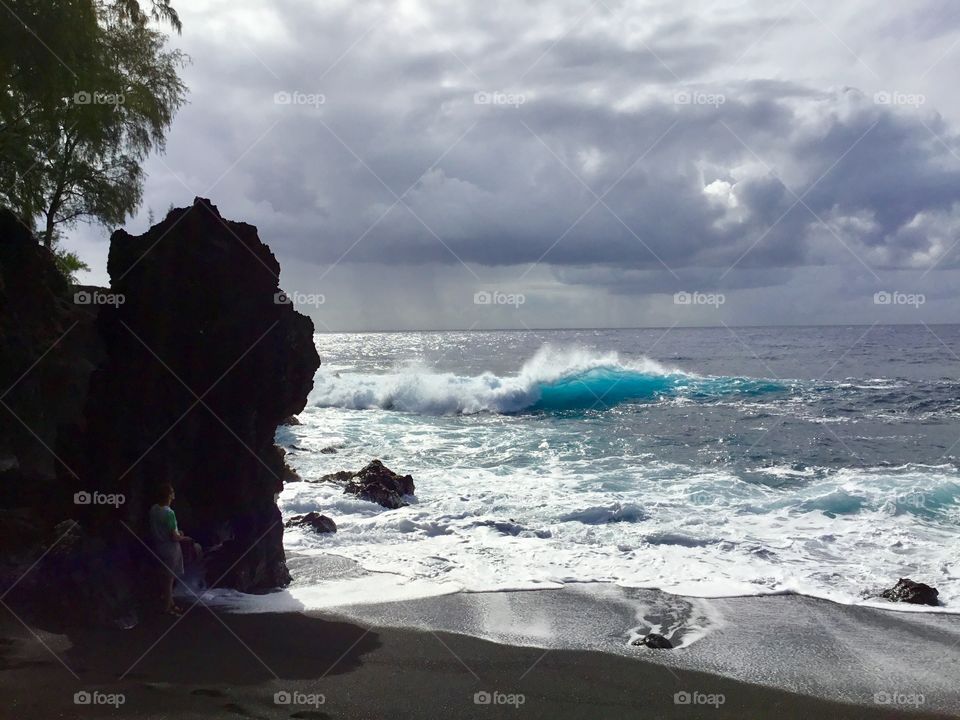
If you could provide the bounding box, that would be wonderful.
[71,0,960,330]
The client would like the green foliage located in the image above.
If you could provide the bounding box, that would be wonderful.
[114,0,181,34]
[52,243,91,284]
[0,0,187,266]
[0,1,100,226]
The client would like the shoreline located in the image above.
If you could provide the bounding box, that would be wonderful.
[275,546,960,618]
[4,578,957,719]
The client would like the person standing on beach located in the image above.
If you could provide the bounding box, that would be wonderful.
[149,483,189,616]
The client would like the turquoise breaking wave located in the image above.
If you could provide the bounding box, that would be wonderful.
[310,346,786,415]
[531,366,784,411]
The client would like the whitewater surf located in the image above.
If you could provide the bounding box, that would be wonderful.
[309,346,788,414]
[272,329,960,618]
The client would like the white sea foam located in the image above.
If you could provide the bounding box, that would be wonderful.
[276,455,960,612]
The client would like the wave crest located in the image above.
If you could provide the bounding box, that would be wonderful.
[310,346,783,415]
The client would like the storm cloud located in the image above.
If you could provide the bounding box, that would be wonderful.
[71,0,960,329]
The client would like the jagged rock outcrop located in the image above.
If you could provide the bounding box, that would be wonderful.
[0,211,104,514]
[319,459,415,509]
[0,199,320,625]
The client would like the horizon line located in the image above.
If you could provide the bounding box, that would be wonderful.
[310,321,959,334]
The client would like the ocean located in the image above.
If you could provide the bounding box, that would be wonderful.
[275,325,960,612]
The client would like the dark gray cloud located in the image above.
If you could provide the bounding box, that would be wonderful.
[69,0,960,329]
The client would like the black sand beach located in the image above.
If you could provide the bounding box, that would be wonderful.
[1,597,956,720]
[314,582,960,714]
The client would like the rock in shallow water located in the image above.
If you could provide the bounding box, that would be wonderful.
[880,578,939,606]
[286,512,337,534]
[632,633,674,649]
[320,460,415,509]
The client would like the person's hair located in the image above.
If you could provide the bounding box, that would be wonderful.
[157,483,174,503]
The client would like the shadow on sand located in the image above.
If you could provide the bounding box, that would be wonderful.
[59,609,381,685]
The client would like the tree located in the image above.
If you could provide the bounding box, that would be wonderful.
[0,1,187,253]
[115,0,181,34]
[0,1,100,228]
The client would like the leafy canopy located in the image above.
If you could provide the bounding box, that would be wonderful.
[0,0,187,260]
